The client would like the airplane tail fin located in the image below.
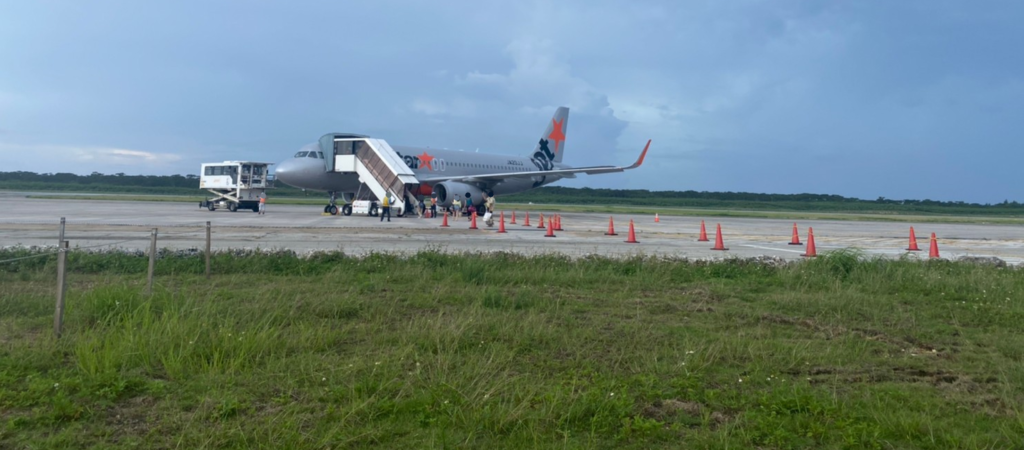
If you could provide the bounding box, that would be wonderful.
[532,106,569,164]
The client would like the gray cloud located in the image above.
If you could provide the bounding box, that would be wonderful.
[0,0,1020,202]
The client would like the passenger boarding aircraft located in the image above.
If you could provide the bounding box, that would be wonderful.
[274,107,650,215]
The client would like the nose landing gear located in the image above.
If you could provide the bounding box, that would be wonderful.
[323,191,340,215]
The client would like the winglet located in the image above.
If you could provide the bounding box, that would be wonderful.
[626,139,651,169]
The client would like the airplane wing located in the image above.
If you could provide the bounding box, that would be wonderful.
[417,140,651,184]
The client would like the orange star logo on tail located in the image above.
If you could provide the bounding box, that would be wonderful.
[547,118,565,153]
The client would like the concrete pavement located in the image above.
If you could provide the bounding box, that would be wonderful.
[1,195,1022,263]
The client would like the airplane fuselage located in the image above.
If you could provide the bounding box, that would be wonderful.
[275,143,570,197]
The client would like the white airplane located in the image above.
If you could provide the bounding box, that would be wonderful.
[274,106,650,215]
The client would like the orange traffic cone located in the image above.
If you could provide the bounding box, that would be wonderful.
[523,212,530,227]
[544,217,556,237]
[929,233,940,258]
[711,223,728,250]
[625,220,639,243]
[697,220,709,242]
[469,212,478,230]
[497,211,507,233]
[537,213,546,229]
[441,212,449,227]
[605,216,618,236]
[510,211,517,224]
[655,213,660,223]
[788,223,802,245]
[554,214,563,231]
[801,228,817,257]
[906,227,920,251]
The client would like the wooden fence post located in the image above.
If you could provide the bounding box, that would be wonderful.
[54,241,68,338]
[147,228,157,294]
[54,217,67,338]
[205,221,211,279]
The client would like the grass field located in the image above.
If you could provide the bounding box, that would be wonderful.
[2,250,1022,448]
[18,192,1024,225]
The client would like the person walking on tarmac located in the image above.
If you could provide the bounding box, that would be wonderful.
[452,195,462,221]
[258,192,267,215]
[483,192,496,226]
[484,193,495,215]
[380,194,391,222]
[430,195,438,219]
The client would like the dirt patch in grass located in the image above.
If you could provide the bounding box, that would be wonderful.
[759,313,846,339]
[103,396,158,443]
[641,399,730,428]
[853,327,953,358]
[639,286,722,315]
[757,315,951,356]
[787,366,995,391]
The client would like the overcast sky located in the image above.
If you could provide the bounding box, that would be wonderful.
[2,1,1022,202]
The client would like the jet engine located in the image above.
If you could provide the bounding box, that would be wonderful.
[432,181,484,207]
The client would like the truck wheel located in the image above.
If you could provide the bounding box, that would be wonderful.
[208,203,216,211]
[342,205,352,216]
[370,206,378,216]
[229,203,238,212]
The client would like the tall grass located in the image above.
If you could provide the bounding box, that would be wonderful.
[1,251,1022,448]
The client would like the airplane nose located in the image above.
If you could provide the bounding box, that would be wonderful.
[274,159,298,186]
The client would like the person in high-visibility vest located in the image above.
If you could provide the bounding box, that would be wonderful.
[380,195,391,222]
[258,193,267,215]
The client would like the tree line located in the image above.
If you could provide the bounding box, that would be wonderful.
[1,171,1021,215]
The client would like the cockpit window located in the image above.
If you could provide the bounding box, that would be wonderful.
[295,151,309,158]
[317,151,325,159]
[307,151,319,158]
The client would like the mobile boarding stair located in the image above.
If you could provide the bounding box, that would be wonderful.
[323,134,422,217]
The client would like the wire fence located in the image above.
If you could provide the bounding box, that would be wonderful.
[2,219,215,338]
[0,227,212,265]
[0,250,63,265]
[0,237,160,264]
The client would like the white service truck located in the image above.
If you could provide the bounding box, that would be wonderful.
[342,200,380,216]
[198,161,274,212]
